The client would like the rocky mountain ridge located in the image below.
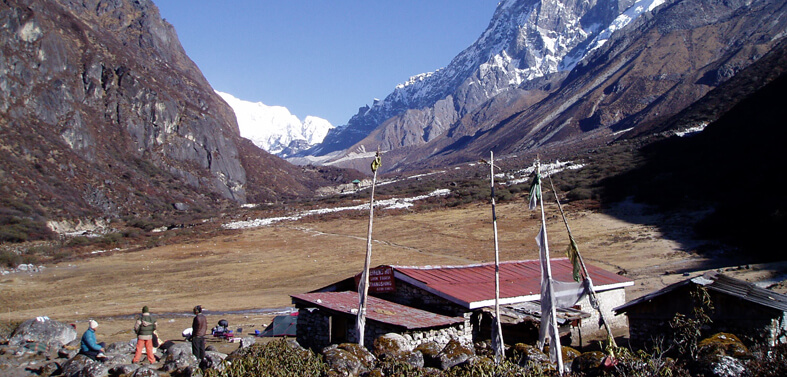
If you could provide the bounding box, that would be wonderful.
[0,0,358,232]
[299,0,640,161]
[297,0,787,174]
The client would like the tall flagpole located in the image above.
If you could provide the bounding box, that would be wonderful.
[488,152,505,363]
[356,149,381,348]
[534,160,564,373]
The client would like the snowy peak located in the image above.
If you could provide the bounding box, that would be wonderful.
[217,91,334,157]
[308,0,644,157]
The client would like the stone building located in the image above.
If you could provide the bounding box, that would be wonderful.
[297,259,632,349]
[615,272,787,347]
[291,291,469,351]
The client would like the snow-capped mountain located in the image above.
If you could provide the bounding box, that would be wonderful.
[306,0,646,157]
[217,91,334,157]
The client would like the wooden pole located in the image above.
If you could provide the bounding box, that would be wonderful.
[489,152,505,363]
[536,160,564,373]
[356,149,381,348]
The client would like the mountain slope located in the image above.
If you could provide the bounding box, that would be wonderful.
[300,0,787,174]
[0,0,351,232]
[300,0,646,161]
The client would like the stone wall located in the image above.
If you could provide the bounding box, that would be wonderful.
[565,288,628,346]
[296,308,471,351]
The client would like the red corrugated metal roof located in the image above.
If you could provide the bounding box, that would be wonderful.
[291,291,465,330]
[392,258,633,309]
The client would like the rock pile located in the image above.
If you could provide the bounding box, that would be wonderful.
[0,318,226,377]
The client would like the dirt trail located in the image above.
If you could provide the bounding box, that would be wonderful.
[2,200,785,346]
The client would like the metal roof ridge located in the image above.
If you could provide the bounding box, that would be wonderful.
[389,259,569,270]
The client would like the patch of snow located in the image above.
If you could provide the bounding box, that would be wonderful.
[675,123,708,137]
[612,127,635,136]
[587,0,667,54]
[223,189,451,230]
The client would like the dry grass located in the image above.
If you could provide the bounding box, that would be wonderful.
[3,200,786,348]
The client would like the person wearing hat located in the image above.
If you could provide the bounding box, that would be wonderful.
[79,320,106,361]
[190,305,207,365]
[132,306,157,364]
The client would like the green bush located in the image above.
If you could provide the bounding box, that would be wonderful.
[205,339,327,377]
[98,232,123,246]
[0,249,22,268]
[0,215,54,243]
[66,236,92,247]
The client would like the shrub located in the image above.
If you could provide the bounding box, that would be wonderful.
[205,339,327,377]
[98,232,123,246]
[748,343,787,377]
[66,236,92,247]
[0,249,22,268]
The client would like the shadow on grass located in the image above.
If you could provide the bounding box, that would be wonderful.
[596,73,787,266]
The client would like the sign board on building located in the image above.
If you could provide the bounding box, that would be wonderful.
[369,266,395,293]
[355,266,396,293]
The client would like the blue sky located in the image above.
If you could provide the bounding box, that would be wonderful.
[154,1,499,126]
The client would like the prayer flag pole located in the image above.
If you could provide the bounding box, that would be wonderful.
[356,148,382,348]
[548,176,617,349]
[486,152,506,363]
[532,160,564,373]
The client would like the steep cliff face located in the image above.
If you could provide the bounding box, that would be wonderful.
[304,0,635,158]
[304,0,787,174]
[441,0,787,159]
[0,0,346,225]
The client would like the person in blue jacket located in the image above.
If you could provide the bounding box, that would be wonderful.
[79,320,107,361]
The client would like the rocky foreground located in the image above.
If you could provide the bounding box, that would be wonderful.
[2,316,778,377]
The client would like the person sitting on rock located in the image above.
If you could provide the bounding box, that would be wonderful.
[79,320,106,361]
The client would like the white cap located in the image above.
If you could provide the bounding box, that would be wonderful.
[89,320,98,329]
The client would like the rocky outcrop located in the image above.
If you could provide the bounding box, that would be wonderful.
[8,317,76,349]
[0,0,247,214]
[0,0,362,224]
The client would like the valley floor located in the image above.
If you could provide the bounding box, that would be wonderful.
[2,200,786,348]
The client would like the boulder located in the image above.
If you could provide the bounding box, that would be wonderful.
[508,343,549,366]
[58,354,110,377]
[131,366,160,377]
[372,333,411,360]
[692,354,747,377]
[161,342,197,374]
[415,341,443,368]
[698,333,750,359]
[103,352,133,365]
[108,364,141,376]
[39,360,62,377]
[9,317,77,348]
[202,350,227,370]
[164,342,195,361]
[105,340,135,354]
[571,351,606,376]
[321,343,376,376]
[542,344,581,364]
[384,350,425,369]
[437,338,474,370]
